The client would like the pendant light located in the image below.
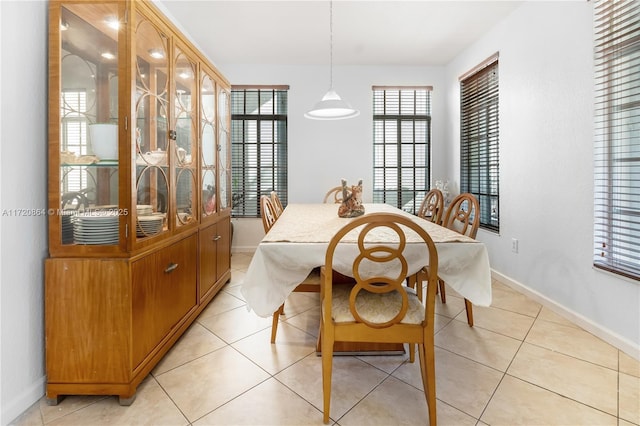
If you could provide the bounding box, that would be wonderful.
[305,1,359,120]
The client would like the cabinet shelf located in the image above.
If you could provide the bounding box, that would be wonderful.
[61,161,119,167]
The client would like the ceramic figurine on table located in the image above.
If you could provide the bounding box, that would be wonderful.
[338,178,365,218]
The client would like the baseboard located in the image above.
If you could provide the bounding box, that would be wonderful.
[2,375,45,426]
[492,269,640,362]
[231,245,257,254]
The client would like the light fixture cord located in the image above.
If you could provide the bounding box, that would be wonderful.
[329,0,333,90]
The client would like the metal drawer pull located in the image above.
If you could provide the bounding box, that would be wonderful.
[211,235,222,242]
[164,263,179,273]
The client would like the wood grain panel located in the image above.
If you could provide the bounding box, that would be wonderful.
[199,223,219,298]
[45,258,131,383]
[132,234,197,368]
[215,217,231,284]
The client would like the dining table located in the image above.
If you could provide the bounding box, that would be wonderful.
[240,203,492,322]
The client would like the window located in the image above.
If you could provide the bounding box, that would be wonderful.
[460,54,500,232]
[231,86,288,218]
[61,89,89,194]
[372,86,432,213]
[593,0,640,280]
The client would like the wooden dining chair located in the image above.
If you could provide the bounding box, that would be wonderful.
[435,192,480,326]
[320,213,439,425]
[260,195,322,343]
[417,188,444,224]
[270,191,284,217]
[260,195,278,234]
[323,186,348,204]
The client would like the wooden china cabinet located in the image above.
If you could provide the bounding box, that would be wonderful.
[45,0,232,404]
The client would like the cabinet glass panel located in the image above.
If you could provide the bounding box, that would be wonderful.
[59,3,120,246]
[201,72,216,216]
[134,12,169,238]
[174,45,197,226]
[218,88,231,210]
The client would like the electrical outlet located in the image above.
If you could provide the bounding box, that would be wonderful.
[511,238,519,253]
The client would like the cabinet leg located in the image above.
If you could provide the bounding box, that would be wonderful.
[46,395,65,406]
[118,394,137,406]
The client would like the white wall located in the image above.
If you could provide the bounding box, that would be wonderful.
[0,1,48,424]
[444,1,640,354]
[225,64,446,250]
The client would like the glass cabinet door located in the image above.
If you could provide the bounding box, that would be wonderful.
[173,44,197,227]
[218,87,231,211]
[59,2,120,246]
[201,71,217,218]
[134,11,169,240]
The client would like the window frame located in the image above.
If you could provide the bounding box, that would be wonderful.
[459,54,500,233]
[61,89,90,194]
[372,86,432,214]
[231,86,289,218]
[593,0,640,281]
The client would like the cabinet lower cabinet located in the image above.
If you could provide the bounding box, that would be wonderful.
[45,233,206,405]
[132,235,197,369]
[199,217,231,301]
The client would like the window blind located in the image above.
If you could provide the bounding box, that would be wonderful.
[460,55,500,232]
[372,87,431,214]
[593,0,640,280]
[231,88,288,218]
[61,90,89,194]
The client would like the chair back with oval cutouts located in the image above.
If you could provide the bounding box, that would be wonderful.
[417,188,444,224]
[270,191,284,217]
[260,195,278,233]
[441,193,480,239]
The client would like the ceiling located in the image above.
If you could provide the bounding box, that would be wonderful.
[157,0,522,66]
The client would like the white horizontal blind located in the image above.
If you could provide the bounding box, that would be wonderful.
[372,87,431,214]
[460,56,499,232]
[593,0,640,280]
[231,88,288,217]
[61,90,88,194]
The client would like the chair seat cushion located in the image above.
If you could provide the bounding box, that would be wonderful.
[331,285,425,325]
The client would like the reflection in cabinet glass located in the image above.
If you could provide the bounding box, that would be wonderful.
[135,11,169,239]
[59,2,120,246]
[201,71,217,217]
[173,44,197,227]
[218,88,231,210]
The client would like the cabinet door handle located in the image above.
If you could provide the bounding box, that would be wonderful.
[164,263,179,273]
[211,235,222,242]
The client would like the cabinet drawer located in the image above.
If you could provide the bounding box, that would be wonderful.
[132,235,197,368]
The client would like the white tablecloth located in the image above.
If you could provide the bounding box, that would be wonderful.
[240,203,492,317]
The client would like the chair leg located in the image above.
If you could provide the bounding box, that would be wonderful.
[406,274,416,290]
[438,279,446,304]
[321,326,334,424]
[406,273,419,363]
[270,303,285,343]
[417,342,437,426]
[464,298,473,327]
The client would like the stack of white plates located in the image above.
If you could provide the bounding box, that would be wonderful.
[94,204,118,212]
[136,213,164,237]
[72,211,119,245]
[136,204,153,216]
[61,210,75,244]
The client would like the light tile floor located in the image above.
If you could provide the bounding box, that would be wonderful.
[13,251,640,425]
